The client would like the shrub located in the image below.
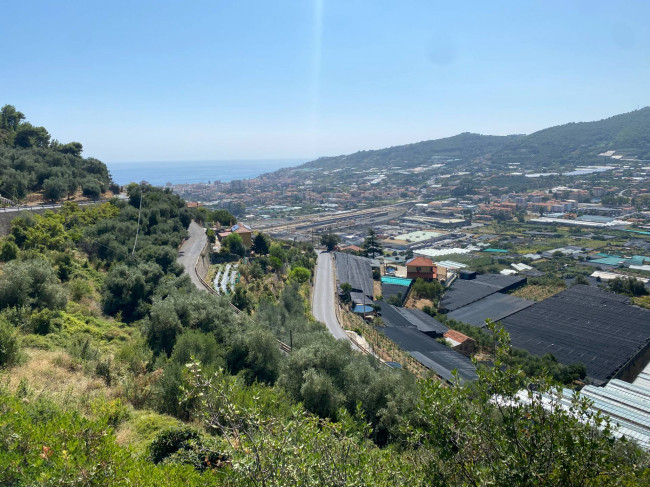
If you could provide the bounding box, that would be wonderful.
[29,308,64,335]
[68,335,100,362]
[0,319,21,367]
[69,278,93,301]
[149,427,201,464]
[90,397,131,428]
[0,240,18,262]
[149,427,227,472]
[95,356,114,386]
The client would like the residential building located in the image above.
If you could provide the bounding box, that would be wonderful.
[406,256,437,280]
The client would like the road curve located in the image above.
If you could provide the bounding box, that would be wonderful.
[313,251,359,349]
[177,221,208,291]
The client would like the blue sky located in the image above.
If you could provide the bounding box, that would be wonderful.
[1,1,649,162]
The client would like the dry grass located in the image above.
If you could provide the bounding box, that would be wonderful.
[5,348,119,401]
[632,295,650,309]
[404,296,433,310]
[4,347,183,456]
[373,280,382,299]
[511,284,565,301]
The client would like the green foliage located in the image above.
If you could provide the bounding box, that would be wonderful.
[146,292,238,356]
[340,282,352,303]
[221,232,245,257]
[411,278,444,301]
[231,284,251,312]
[0,318,21,367]
[68,277,93,301]
[409,321,648,486]
[320,232,340,251]
[252,232,270,254]
[609,276,649,297]
[184,365,426,486]
[0,388,217,485]
[288,266,311,283]
[148,426,199,463]
[0,105,112,202]
[102,262,164,322]
[362,228,382,258]
[226,327,282,385]
[0,240,18,261]
[29,308,64,335]
[0,258,67,312]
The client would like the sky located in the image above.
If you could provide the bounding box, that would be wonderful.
[1,0,649,162]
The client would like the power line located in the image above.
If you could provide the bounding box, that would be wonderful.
[132,192,143,255]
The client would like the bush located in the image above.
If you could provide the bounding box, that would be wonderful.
[149,427,227,472]
[90,397,130,428]
[149,427,201,464]
[95,356,114,386]
[67,335,100,362]
[0,319,21,367]
[0,240,18,262]
[69,278,93,301]
[29,308,63,335]
[288,266,311,283]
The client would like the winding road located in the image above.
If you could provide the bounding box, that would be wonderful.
[177,221,207,291]
[313,251,359,350]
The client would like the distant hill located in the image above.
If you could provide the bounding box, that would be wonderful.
[302,132,518,171]
[296,107,650,173]
[491,107,650,169]
[0,104,114,203]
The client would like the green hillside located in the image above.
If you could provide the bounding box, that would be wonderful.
[491,107,650,168]
[296,107,650,173]
[302,132,516,170]
[0,105,115,203]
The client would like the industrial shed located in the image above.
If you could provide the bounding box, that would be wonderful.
[447,293,535,328]
[501,285,650,384]
[439,274,527,312]
[379,326,477,383]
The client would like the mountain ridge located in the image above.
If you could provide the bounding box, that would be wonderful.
[292,107,650,173]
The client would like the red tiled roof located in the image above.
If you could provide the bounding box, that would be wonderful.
[444,330,472,344]
[406,256,434,267]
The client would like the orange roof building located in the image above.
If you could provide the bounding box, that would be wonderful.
[406,256,437,281]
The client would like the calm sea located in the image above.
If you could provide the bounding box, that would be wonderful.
[107,159,306,186]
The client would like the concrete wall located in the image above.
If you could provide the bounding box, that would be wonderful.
[195,242,211,281]
[615,340,650,384]
[0,207,59,236]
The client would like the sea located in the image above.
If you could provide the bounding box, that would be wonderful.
[106,159,306,186]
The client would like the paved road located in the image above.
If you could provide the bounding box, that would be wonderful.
[313,251,359,349]
[177,221,208,291]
